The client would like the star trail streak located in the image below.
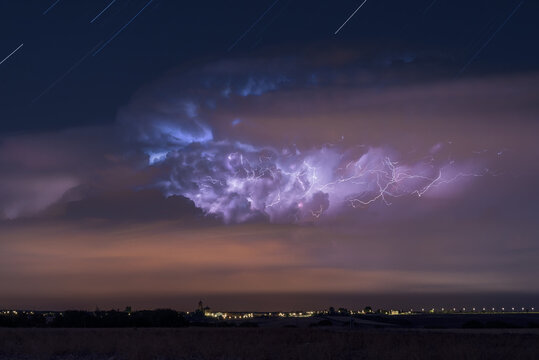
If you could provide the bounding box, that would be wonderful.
[32,42,103,103]
[334,0,368,35]
[42,0,61,16]
[423,0,439,15]
[92,0,154,56]
[459,1,524,74]
[90,0,117,24]
[227,0,279,52]
[0,43,23,66]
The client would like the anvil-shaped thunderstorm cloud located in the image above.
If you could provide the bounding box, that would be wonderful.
[121,57,483,224]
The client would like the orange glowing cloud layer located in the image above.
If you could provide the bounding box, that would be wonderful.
[1,219,536,309]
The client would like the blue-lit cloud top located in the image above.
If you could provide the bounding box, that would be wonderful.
[118,55,485,223]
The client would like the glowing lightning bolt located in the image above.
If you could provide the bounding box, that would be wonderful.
[156,141,487,223]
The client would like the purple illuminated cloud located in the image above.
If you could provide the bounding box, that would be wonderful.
[146,141,482,223]
[117,55,486,223]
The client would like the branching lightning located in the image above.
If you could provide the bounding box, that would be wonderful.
[146,136,484,223]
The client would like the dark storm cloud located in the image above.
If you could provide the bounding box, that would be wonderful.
[0,126,154,220]
[1,46,538,225]
[0,0,538,310]
[2,0,538,135]
[0,44,538,306]
[45,189,204,223]
[0,47,432,221]
[109,48,539,224]
[117,46,458,148]
[0,127,107,219]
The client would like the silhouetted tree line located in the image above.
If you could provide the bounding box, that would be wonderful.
[0,309,265,328]
[0,313,46,327]
[0,309,192,328]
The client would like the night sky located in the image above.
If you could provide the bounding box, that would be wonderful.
[1,0,539,311]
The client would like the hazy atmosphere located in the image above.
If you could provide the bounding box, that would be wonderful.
[1,0,538,311]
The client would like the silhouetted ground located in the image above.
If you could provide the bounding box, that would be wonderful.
[353,313,539,329]
[1,327,539,360]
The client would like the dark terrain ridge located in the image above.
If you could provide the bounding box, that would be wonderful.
[2,313,539,360]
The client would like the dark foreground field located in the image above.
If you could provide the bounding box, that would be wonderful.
[1,327,539,360]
